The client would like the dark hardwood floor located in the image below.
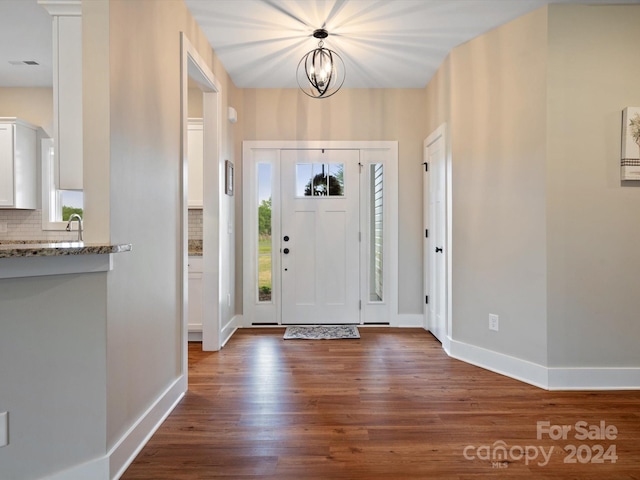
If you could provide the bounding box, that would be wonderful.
[122,328,640,479]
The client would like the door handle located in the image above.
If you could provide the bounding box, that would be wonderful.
[283,248,290,254]
[435,247,443,253]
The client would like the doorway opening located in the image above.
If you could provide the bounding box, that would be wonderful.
[180,32,222,377]
[243,141,398,327]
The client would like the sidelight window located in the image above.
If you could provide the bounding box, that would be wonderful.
[370,164,383,301]
[257,163,272,302]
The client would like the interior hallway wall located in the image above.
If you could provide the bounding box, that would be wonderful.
[424,3,640,376]
[546,4,640,367]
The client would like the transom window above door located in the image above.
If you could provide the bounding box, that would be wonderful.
[296,163,345,197]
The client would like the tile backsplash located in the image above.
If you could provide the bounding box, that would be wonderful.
[0,208,205,242]
[188,208,203,241]
[0,209,76,242]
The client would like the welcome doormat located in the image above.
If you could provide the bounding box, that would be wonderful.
[283,325,360,340]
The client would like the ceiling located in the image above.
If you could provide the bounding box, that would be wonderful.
[185,0,640,89]
[1,0,639,89]
[0,0,52,87]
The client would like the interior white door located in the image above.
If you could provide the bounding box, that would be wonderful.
[281,149,360,325]
[427,134,447,343]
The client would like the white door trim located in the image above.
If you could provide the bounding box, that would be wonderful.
[181,32,223,362]
[243,141,398,327]
[424,124,452,351]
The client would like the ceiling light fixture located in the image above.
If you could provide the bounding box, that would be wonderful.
[296,28,345,99]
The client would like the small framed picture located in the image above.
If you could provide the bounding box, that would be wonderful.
[225,160,234,196]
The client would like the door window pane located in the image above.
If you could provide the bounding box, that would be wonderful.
[296,162,345,197]
[296,163,312,197]
[257,163,272,302]
[328,163,344,196]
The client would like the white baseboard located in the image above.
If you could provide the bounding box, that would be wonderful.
[44,456,109,480]
[43,377,186,480]
[448,339,549,389]
[547,367,640,391]
[221,315,241,347]
[447,339,640,391]
[397,313,424,328]
[109,375,186,479]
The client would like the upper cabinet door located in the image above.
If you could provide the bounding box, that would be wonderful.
[40,2,83,190]
[0,124,15,207]
[0,119,37,209]
[55,15,83,190]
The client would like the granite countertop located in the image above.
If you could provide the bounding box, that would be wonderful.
[0,241,132,259]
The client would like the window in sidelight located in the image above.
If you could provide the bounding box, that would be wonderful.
[257,163,272,302]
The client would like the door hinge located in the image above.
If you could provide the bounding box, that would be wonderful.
[423,162,429,172]
[359,232,361,242]
[425,295,429,304]
[425,229,429,238]
[359,300,362,310]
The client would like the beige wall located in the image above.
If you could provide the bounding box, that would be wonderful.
[546,4,640,367]
[424,56,451,135]
[90,0,236,453]
[0,0,237,477]
[0,87,53,135]
[241,88,427,314]
[188,87,203,118]
[425,3,640,372]
[447,7,549,365]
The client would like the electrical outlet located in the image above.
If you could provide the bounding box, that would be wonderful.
[489,314,499,332]
[0,412,8,448]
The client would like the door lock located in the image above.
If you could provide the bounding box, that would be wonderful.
[283,248,290,254]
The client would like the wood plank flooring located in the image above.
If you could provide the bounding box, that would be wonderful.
[122,328,640,479]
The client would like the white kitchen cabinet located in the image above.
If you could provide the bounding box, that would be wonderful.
[188,256,203,340]
[188,119,204,208]
[40,2,83,190]
[0,118,37,209]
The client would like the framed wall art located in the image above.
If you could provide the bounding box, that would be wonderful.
[621,107,640,180]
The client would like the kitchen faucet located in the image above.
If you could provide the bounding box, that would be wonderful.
[66,213,83,242]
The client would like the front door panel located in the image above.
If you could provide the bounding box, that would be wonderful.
[281,149,360,325]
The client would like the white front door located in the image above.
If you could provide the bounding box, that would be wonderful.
[426,131,447,343]
[280,149,360,325]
